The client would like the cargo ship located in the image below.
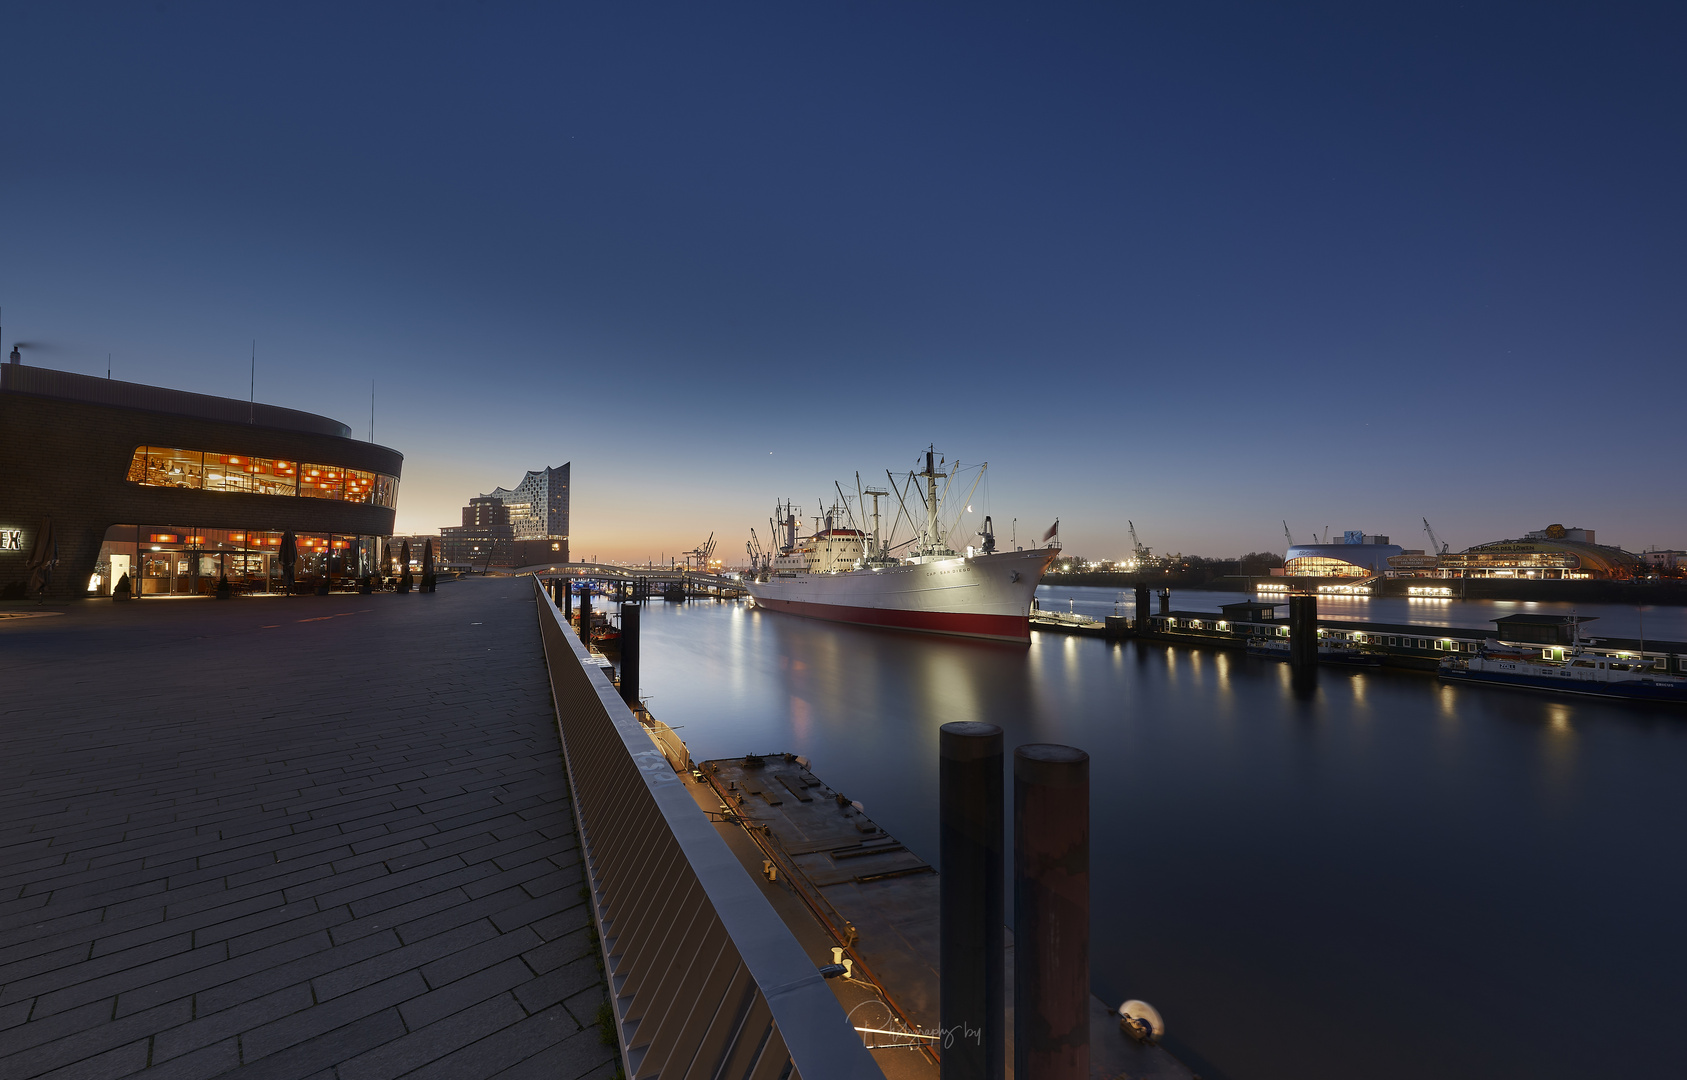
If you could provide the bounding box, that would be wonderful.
[743,450,1058,642]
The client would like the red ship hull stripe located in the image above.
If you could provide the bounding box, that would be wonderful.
[756,598,1030,642]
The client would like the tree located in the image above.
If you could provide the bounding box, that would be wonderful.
[1240,551,1286,576]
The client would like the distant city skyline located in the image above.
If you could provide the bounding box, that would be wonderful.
[4,4,1682,561]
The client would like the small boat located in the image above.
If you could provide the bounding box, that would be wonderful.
[1246,636,1382,667]
[1439,642,1687,703]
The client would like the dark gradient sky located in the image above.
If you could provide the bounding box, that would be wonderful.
[4,3,1683,560]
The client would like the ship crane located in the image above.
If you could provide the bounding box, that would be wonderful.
[1423,518,1450,556]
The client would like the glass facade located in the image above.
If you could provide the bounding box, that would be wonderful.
[127,447,396,507]
[1284,556,1369,577]
[89,524,383,596]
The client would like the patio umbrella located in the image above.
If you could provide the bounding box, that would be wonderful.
[25,517,57,600]
[279,530,298,593]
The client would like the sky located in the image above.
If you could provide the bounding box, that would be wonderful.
[3,2,1684,563]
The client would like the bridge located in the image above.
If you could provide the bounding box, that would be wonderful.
[510,562,748,598]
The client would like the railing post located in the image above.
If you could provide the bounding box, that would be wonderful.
[1014,744,1089,1080]
[940,722,1005,1080]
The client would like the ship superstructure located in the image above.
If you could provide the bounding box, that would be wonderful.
[745,449,1058,642]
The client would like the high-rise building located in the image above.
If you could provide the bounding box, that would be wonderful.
[487,464,569,543]
[438,464,570,568]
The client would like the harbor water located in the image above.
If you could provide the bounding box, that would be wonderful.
[632,585,1687,1080]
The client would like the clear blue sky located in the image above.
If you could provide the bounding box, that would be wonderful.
[4,3,1683,561]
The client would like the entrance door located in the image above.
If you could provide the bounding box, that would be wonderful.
[108,554,131,596]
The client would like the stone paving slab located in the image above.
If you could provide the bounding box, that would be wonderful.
[0,579,615,1080]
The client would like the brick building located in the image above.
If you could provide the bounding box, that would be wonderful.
[439,466,571,568]
[441,496,515,565]
[0,362,402,599]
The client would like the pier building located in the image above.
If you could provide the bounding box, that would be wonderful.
[1136,595,1687,674]
[0,362,401,598]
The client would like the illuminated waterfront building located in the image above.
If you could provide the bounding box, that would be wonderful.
[488,464,569,543]
[1284,531,1404,577]
[0,362,401,598]
[1439,524,1641,580]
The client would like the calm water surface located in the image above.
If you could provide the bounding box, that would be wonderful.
[634,587,1687,1080]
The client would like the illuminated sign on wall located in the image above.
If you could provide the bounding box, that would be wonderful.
[0,529,21,551]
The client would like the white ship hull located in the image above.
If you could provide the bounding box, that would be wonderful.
[744,547,1059,642]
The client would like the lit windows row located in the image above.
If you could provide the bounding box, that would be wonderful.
[1283,556,1370,577]
[127,447,398,507]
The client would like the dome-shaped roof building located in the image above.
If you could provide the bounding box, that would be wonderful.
[1439,525,1641,580]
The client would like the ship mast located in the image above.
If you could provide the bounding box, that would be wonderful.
[922,448,941,554]
[864,487,887,556]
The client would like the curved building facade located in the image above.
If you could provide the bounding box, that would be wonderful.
[1440,525,1641,580]
[1,363,402,599]
[1284,541,1405,577]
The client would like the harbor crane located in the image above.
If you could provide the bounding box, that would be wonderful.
[1128,520,1152,561]
[1423,518,1450,555]
[682,533,717,571]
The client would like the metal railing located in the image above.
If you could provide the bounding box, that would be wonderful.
[532,576,883,1080]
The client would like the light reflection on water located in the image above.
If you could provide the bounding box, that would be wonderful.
[638,598,1687,1080]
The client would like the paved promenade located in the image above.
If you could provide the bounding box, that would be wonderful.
[0,580,613,1080]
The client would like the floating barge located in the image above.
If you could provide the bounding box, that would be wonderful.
[1026,592,1687,679]
[669,751,1193,1080]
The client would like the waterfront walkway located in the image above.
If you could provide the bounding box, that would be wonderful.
[0,580,613,1080]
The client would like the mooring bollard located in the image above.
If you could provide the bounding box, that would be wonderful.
[941,722,1005,1080]
[1289,592,1318,669]
[1289,592,1319,694]
[619,603,641,706]
[578,586,592,647]
[1014,744,1089,1080]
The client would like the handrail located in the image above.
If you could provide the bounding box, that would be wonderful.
[532,576,883,1080]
